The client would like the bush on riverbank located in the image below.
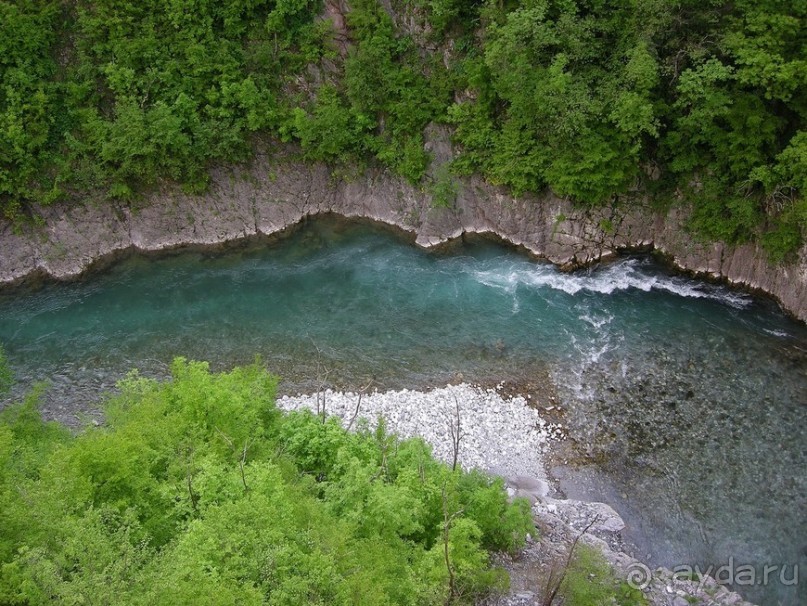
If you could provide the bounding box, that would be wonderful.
[0,345,11,394]
[0,358,532,605]
[558,545,647,606]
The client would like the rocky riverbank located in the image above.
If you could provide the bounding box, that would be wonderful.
[490,497,757,606]
[277,382,757,606]
[1,137,805,322]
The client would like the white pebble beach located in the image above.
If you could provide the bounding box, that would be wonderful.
[277,383,562,480]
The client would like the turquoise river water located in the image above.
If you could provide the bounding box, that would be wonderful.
[1,218,805,605]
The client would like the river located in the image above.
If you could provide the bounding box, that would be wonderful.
[1,217,805,605]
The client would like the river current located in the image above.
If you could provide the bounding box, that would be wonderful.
[1,218,805,605]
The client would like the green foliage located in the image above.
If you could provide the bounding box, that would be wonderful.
[2,0,805,257]
[0,358,531,605]
[430,162,459,208]
[1,0,326,211]
[66,0,326,194]
[0,1,64,210]
[287,85,366,162]
[559,545,648,606]
[0,344,12,394]
[338,0,447,181]
[448,1,663,203]
[761,197,806,262]
[657,0,805,254]
[442,0,805,252]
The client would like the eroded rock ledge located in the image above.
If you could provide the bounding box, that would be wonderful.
[1,146,805,322]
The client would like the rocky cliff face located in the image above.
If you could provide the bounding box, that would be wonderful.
[1,143,805,322]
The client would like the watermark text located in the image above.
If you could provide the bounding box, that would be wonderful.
[626,558,799,590]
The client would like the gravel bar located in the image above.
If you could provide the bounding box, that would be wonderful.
[277,383,562,480]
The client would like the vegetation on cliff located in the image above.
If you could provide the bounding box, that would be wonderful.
[1,0,804,258]
[0,358,532,605]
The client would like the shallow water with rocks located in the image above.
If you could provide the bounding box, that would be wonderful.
[1,218,805,605]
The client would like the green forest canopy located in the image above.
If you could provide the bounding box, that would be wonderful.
[0,358,534,605]
[1,0,805,258]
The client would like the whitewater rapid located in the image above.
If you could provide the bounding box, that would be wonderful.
[472,258,750,308]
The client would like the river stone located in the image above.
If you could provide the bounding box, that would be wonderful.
[500,474,550,505]
[537,497,626,535]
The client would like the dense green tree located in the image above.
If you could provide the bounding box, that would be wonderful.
[0,1,64,216]
[658,0,805,250]
[0,359,531,605]
[448,1,664,202]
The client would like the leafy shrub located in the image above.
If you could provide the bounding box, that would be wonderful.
[0,345,12,394]
[430,163,459,208]
[0,358,532,605]
[560,545,648,606]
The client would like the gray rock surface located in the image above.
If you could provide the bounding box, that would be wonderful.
[541,497,626,534]
[501,475,551,505]
[483,498,758,606]
[1,144,805,323]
